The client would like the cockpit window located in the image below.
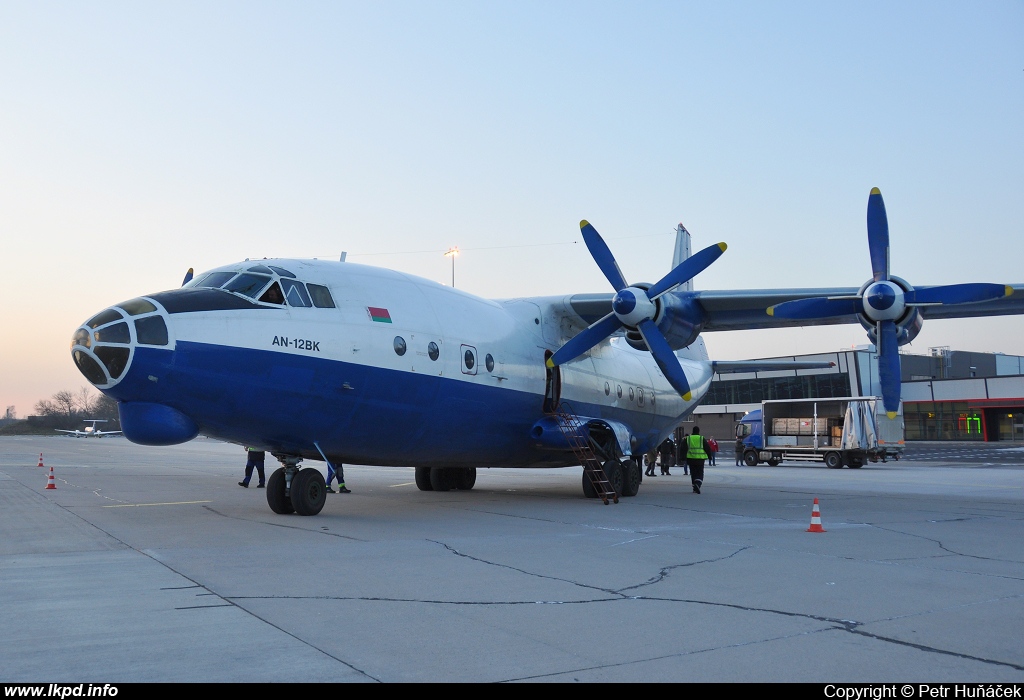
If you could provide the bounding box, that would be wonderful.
[307,283,336,308]
[196,271,236,289]
[118,298,157,316]
[269,266,296,278]
[281,279,312,308]
[222,273,272,299]
[94,322,130,344]
[247,265,274,274]
[258,282,285,305]
[135,316,169,346]
[86,309,123,329]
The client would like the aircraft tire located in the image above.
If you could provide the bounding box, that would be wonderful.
[290,468,327,516]
[743,451,759,467]
[603,459,623,496]
[267,467,295,515]
[454,467,477,490]
[429,468,452,492]
[415,467,433,491]
[582,469,598,498]
[619,458,640,497]
[824,452,842,469]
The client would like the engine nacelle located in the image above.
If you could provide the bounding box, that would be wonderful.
[857,275,924,346]
[624,290,706,351]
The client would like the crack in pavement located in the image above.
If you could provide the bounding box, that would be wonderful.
[617,547,751,592]
[202,505,366,541]
[869,523,1024,567]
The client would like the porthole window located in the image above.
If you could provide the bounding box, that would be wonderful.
[650,393,655,406]
[464,349,475,370]
[638,388,645,407]
[604,382,610,396]
[617,385,622,399]
[428,342,439,361]
[485,354,494,372]
[394,336,407,356]
[629,387,635,402]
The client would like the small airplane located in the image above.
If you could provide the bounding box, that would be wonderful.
[67,188,1024,515]
[56,419,122,438]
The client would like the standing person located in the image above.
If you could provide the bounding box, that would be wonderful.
[325,461,351,494]
[685,426,711,494]
[658,438,674,475]
[707,436,719,466]
[644,447,659,477]
[735,436,745,466]
[238,447,266,488]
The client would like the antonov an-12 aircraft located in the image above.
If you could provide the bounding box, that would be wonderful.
[56,419,122,438]
[68,189,1024,515]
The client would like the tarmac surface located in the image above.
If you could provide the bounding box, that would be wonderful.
[1,436,1023,683]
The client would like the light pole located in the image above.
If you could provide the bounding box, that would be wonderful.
[444,247,459,287]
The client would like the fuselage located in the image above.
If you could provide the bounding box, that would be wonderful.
[70,259,712,468]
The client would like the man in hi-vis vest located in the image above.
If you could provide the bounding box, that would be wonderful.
[685,426,712,494]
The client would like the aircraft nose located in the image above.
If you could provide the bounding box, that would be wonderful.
[71,298,172,389]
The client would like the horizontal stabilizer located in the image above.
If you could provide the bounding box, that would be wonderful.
[711,360,836,374]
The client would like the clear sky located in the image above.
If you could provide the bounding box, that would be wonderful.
[2,1,1022,416]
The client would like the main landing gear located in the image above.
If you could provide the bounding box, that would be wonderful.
[267,454,327,516]
[414,467,477,492]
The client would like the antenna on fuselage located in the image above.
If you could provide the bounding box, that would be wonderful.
[340,252,348,262]
[671,224,692,291]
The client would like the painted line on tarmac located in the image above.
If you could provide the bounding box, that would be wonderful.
[389,482,416,487]
[102,500,213,508]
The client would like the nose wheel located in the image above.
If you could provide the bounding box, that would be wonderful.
[266,455,327,516]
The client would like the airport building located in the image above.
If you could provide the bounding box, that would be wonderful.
[689,347,1024,442]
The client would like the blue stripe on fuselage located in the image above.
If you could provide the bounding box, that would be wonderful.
[106,341,675,467]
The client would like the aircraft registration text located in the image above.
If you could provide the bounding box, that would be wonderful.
[272,336,320,352]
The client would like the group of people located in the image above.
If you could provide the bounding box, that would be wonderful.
[237,447,350,493]
[643,428,719,494]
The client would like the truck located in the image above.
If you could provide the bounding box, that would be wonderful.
[736,397,904,469]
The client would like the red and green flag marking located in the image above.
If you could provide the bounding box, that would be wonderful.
[367,306,392,323]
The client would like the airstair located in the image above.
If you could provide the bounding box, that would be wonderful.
[553,401,619,504]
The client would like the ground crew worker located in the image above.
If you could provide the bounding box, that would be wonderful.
[326,461,351,494]
[685,426,711,494]
[238,447,266,488]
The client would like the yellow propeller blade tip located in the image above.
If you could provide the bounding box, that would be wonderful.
[886,411,897,419]
[766,306,776,316]
[579,220,590,229]
[870,187,881,195]
[187,267,193,273]
[1006,286,1014,297]
[718,242,728,252]
[682,392,692,401]
[545,357,555,369]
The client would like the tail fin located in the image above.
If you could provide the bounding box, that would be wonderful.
[671,224,692,291]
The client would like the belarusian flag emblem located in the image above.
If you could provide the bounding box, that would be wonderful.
[367,307,392,323]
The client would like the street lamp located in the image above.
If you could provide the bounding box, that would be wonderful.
[444,247,459,287]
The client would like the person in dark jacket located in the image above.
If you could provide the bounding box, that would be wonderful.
[658,438,675,475]
[685,426,712,494]
[238,447,266,488]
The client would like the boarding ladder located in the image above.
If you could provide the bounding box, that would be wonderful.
[553,402,618,504]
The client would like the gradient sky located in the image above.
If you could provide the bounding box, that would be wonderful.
[2,1,1022,416]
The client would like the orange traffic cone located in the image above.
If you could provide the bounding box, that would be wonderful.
[37,453,44,468]
[806,497,825,532]
[45,466,56,490]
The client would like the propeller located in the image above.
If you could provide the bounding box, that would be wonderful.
[181,268,194,286]
[547,220,727,401]
[767,188,1012,417]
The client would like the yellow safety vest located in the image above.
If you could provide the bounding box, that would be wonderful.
[686,434,708,460]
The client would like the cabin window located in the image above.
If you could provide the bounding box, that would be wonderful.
[307,283,336,308]
[222,273,271,298]
[196,271,236,289]
[428,342,439,361]
[118,298,157,316]
[485,354,495,372]
[394,337,407,356]
[629,387,635,402]
[259,283,284,304]
[282,279,312,307]
[617,385,622,399]
[94,322,130,344]
[638,388,645,407]
[605,382,610,396]
[135,316,169,346]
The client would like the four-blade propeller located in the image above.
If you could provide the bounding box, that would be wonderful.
[547,220,727,401]
[767,188,1012,416]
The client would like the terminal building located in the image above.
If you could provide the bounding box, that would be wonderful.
[690,347,1024,442]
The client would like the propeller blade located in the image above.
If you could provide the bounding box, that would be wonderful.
[877,320,901,417]
[547,313,624,368]
[904,283,1012,306]
[580,220,629,292]
[182,268,194,286]
[637,319,693,400]
[647,242,728,299]
[867,187,890,282]
[767,296,863,319]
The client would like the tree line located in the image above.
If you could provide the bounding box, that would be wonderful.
[0,388,121,433]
